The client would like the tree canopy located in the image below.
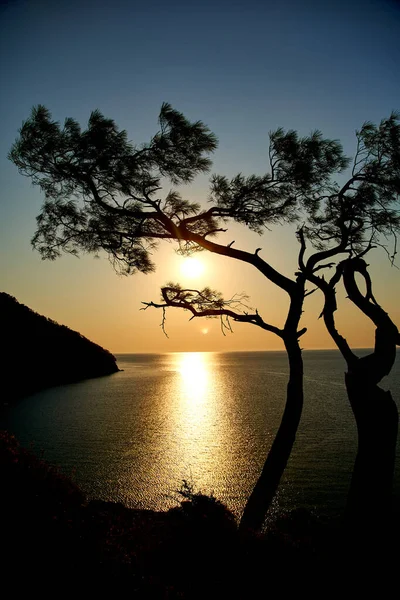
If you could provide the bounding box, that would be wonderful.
[10,105,400,289]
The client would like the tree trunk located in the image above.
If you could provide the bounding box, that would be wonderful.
[239,337,304,532]
[345,369,398,529]
[340,259,399,531]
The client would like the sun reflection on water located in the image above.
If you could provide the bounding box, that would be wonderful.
[120,351,264,514]
[161,352,223,489]
[178,352,209,406]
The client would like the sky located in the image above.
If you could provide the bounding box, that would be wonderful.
[1,0,400,354]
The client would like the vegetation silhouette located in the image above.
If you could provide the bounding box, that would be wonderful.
[9,105,400,532]
[3,431,397,594]
[294,114,400,532]
[300,251,399,532]
[0,292,119,402]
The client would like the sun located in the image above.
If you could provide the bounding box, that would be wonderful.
[180,257,205,278]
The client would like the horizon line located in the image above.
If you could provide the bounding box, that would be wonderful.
[112,347,380,355]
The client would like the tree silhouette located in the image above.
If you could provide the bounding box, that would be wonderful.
[9,105,400,532]
[294,114,400,530]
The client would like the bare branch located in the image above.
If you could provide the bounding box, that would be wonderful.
[141,284,284,338]
[140,302,169,337]
[177,223,296,294]
[304,287,317,297]
[313,262,336,273]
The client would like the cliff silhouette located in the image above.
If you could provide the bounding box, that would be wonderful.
[0,292,119,401]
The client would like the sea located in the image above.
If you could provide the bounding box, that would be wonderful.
[2,350,400,520]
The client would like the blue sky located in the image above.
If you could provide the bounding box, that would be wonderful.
[1,0,400,352]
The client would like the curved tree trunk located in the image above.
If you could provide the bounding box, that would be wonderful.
[239,276,305,532]
[341,260,399,528]
[239,337,304,532]
[345,370,398,527]
[306,256,399,530]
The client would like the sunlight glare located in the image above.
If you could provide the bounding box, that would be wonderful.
[180,257,205,278]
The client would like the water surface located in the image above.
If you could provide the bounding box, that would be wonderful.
[3,350,400,518]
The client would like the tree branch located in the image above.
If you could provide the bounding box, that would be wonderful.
[141,286,284,338]
[177,223,296,295]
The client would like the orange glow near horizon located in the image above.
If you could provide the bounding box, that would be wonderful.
[4,226,400,355]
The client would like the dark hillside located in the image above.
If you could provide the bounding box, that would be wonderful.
[0,292,119,401]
